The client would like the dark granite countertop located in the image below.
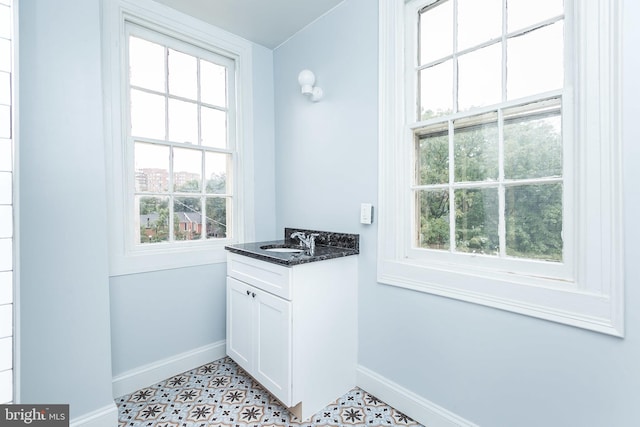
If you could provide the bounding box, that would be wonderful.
[225,228,359,267]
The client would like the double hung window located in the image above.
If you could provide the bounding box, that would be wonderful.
[378,0,623,335]
[127,24,235,245]
[102,0,255,275]
[411,0,568,278]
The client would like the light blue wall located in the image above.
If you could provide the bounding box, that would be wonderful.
[109,264,226,375]
[274,0,640,426]
[18,0,277,417]
[109,41,276,376]
[18,0,115,417]
[252,44,278,241]
[273,0,378,237]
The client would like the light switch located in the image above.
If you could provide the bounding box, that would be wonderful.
[360,203,373,224]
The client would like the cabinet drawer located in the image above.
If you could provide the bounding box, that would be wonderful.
[227,253,292,300]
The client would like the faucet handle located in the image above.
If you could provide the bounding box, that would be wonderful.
[290,231,306,240]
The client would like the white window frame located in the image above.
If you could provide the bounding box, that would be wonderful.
[378,0,624,336]
[0,0,16,405]
[102,0,255,276]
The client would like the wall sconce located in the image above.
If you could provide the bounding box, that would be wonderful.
[298,69,323,102]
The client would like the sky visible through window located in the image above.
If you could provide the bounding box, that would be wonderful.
[129,35,229,174]
[419,0,564,118]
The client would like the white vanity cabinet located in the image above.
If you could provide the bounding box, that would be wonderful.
[227,276,293,405]
[226,251,358,421]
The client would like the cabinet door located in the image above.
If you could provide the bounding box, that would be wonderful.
[226,277,253,373]
[253,286,292,406]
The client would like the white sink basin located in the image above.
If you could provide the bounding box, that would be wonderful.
[263,247,304,253]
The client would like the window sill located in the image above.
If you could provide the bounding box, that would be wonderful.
[109,242,229,276]
[378,258,622,337]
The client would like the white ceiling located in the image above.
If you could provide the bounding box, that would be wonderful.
[152,0,346,49]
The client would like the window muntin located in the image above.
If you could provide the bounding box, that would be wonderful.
[126,25,235,246]
[412,0,565,269]
[417,0,564,120]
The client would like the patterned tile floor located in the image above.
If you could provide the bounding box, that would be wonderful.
[116,357,423,427]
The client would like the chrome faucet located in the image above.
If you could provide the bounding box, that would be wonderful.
[290,231,320,255]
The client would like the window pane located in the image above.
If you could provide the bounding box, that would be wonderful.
[129,36,165,92]
[505,184,562,261]
[0,5,10,40]
[168,98,198,144]
[0,71,9,105]
[173,147,202,192]
[458,0,501,51]
[168,48,197,100]
[416,127,449,185]
[504,102,562,179]
[137,196,170,244]
[458,43,501,111]
[201,106,227,148]
[205,152,228,194]
[134,142,169,192]
[507,0,563,32]
[174,197,202,241]
[455,188,499,255]
[0,105,8,139]
[454,113,498,182]
[206,197,229,239]
[201,59,227,107]
[0,139,11,172]
[417,190,450,250]
[419,0,453,65]
[0,39,10,72]
[130,89,165,139]
[420,59,453,120]
[507,21,563,100]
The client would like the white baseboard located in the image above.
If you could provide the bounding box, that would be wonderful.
[356,365,478,427]
[70,402,118,427]
[112,340,226,398]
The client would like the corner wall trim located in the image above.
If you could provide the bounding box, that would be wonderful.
[112,340,226,398]
[69,402,118,427]
[356,365,478,427]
